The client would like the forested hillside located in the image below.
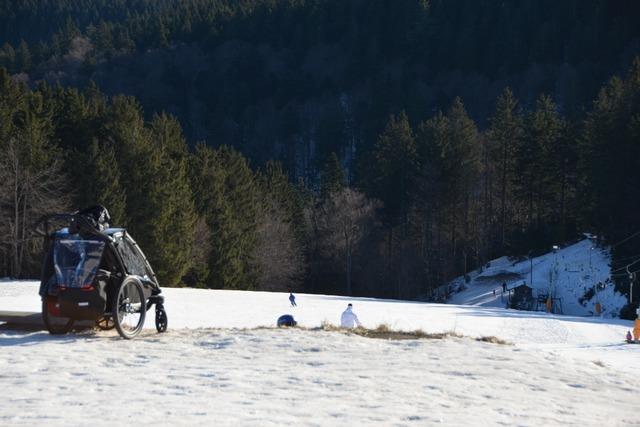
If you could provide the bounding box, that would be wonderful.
[0,0,639,312]
[2,1,639,165]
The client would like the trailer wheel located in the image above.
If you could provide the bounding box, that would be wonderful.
[113,277,146,339]
[42,297,73,335]
[155,306,168,333]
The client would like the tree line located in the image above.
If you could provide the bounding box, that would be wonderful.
[1,58,640,308]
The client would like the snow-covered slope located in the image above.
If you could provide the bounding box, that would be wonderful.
[1,280,633,347]
[447,239,628,317]
[1,280,638,426]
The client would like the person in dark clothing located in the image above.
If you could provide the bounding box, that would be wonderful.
[289,292,297,307]
[277,314,297,327]
[502,282,507,293]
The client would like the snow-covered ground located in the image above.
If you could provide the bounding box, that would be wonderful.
[1,280,639,426]
[447,239,628,317]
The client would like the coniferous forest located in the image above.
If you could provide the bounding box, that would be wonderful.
[1,0,639,313]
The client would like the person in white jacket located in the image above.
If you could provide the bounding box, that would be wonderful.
[340,303,361,328]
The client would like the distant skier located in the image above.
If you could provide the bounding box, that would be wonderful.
[340,303,362,328]
[626,330,633,344]
[289,292,297,307]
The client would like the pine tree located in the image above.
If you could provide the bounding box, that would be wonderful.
[31,41,50,68]
[487,88,522,251]
[521,94,565,231]
[189,144,223,288]
[79,139,127,225]
[0,68,25,141]
[581,57,640,241]
[16,40,31,73]
[371,111,418,226]
[0,43,15,72]
[101,96,148,227]
[49,87,91,152]
[444,98,482,275]
[369,111,418,296]
[113,26,135,52]
[153,17,169,48]
[147,113,197,286]
[577,57,640,304]
[413,110,449,288]
[92,21,114,56]
[412,98,481,283]
[102,96,195,286]
[257,161,306,240]
[215,146,259,288]
[190,144,259,289]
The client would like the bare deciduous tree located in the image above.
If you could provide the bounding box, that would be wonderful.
[0,139,70,278]
[252,204,304,291]
[182,215,212,287]
[191,216,212,267]
[316,188,379,295]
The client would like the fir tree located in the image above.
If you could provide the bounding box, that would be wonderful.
[190,145,259,289]
[0,43,15,72]
[369,111,418,296]
[487,88,522,251]
[521,94,565,230]
[16,40,31,73]
[147,113,197,286]
[80,139,127,225]
[444,98,482,274]
[371,111,418,227]
[101,96,195,286]
[581,57,640,241]
[0,68,25,141]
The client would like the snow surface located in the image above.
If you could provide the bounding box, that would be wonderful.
[447,239,628,317]
[1,280,639,426]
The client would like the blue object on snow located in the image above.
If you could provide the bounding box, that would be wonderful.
[277,314,296,327]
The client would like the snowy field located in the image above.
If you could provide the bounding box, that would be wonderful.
[1,280,639,426]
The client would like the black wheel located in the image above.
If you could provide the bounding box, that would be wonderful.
[96,315,115,330]
[113,277,146,339]
[42,296,74,335]
[155,306,168,333]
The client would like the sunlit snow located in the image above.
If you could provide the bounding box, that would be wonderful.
[1,279,638,426]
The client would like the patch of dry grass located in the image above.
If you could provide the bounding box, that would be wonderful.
[316,322,474,342]
[475,336,511,345]
[231,322,510,345]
